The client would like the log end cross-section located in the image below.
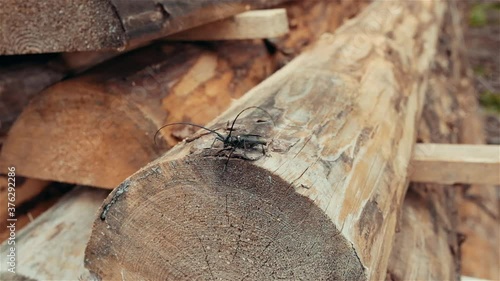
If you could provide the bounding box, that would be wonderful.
[86,157,365,280]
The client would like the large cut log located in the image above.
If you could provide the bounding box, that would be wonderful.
[0,187,108,280]
[0,0,365,189]
[85,1,447,279]
[0,0,289,54]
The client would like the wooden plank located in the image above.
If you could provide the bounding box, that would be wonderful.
[411,144,500,185]
[85,1,447,279]
[167,9,289,40]
[0,187,108,280]
[462,276,493,281]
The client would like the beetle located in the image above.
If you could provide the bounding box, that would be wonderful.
[154,106,274,170]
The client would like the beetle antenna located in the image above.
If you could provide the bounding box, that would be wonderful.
[154,122,225,147]
[227,106,274,140]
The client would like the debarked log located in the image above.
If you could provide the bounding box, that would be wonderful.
[85,0,447,279]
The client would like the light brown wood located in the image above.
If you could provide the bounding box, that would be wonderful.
[410,144,500,185]
[0,177,50,241]
[387,2,498,279]
[167,9,289,40]
[462,275,494,281]
[385,5,464,279]
[0,187,108,280]
[85,1,447,279]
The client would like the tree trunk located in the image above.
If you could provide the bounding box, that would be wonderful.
[85,1,447,279]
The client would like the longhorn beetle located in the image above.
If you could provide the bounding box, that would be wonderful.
[154,106,274,170]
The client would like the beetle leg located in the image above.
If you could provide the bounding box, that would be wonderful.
[223,147,236,171]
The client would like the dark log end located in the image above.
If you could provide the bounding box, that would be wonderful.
[85,156,366,280]
[0,0,125,54]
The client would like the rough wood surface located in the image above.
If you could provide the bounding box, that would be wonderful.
[453,2,499,277]
[386,3,496,280]
[457,78,500,279]
[387,57,463,279]
[0,0,123,54]
[0,177,50,241]
[269,0,370,66]
[167,9,289,40]
[0,0,289,54]
[85,1,447,279]
[0,187,108,280]
[0,0,365,189]
[410,144,500,185]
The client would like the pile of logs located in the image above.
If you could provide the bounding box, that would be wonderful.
[0,0,498,280]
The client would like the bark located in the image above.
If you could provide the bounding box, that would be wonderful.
[85,1,447,280]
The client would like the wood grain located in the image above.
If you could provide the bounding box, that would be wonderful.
[386,3,497,279]
[0,187,108,280]
[85,0,447,279]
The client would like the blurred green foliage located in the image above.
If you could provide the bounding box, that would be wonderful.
[469,2,499,27]
[479,91,500,114]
